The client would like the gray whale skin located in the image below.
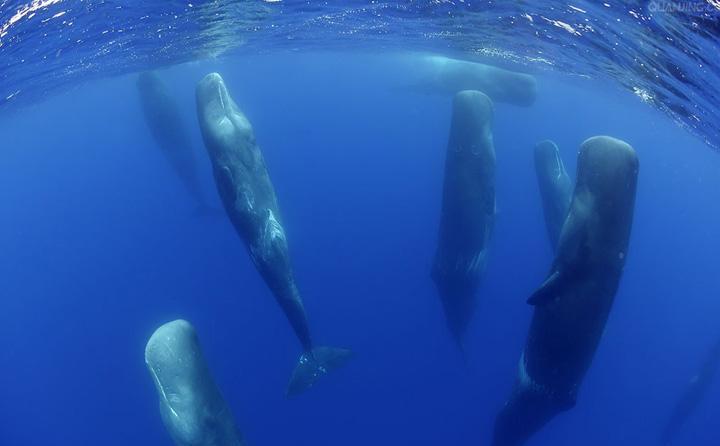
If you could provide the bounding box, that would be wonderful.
[493,136,639,446]
[136,72,214,214]
[145,319,245,446]
[404,55,537,107]
[432,90,496,348]
[195,72,352,397]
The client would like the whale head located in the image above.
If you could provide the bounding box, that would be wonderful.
[448,89,495,157]
[145,320,244,446]
[575,136,639,255]
[196,73,233,118]
[196,72,255,159]
[577,136,638,199]
[534,140,565,180]
[145,320,209,444]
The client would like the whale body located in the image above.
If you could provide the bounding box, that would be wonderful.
[432,90,496,347]
[403,55,538,106]
[136,72,214,213]
[145,319,245,446]
[494,136,639,446]
[195,72,351,396]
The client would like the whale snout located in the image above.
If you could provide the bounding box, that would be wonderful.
[578,136,639,192]
[534,139,559,160]
[454,89,494,121]
[196,72,256,151]
[145,319,199,386]
[145,319,245,446]
[200,72,224,91]
[582,136,637,163]
[196,72,231,112]
[448,90,495,154]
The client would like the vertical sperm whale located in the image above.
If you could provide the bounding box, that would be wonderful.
[431,90,496,348]
[145,319,246,446]
[136,72,214,213]
[494,136,639,446]
[195,72,351,396]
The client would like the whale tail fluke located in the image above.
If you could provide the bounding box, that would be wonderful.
[286,346,353,397]
[449,329,470,366]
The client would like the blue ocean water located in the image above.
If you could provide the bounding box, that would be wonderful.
[0,2,719,446]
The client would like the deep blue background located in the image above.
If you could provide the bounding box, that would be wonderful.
[0,53,718,445]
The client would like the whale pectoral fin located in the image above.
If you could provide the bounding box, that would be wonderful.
[215,165,255,219]
[527,270,563,306]
[286,346,353,397]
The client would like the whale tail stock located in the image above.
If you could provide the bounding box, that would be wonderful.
[286,346,353,397]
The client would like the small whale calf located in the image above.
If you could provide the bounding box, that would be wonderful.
[145,319,246,446]
[195,72,352,397]
[136,72,215,214]
[534,140,572,251]
[432,90,496,348]
[403,54,538,106]
[493,136,639,446]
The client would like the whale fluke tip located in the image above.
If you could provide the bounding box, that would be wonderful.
[286,346,353,397]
